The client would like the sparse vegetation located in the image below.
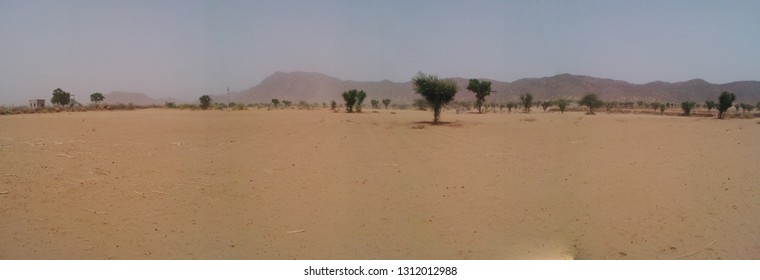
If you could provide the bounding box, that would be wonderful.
[282,100,292,108]
[413,99,429,111]
[412,72,458,124]
[165,102,176,108]
[382,99,391,109]
[519,93,533,113]
[199,95,211,109]
[371,99,380,109]
[355,91,366,112]
[604,101,617,113]
[578,94,603,115]
[556,99,568,114]
[330,100,337,111]
[467,79,492,113]
[541,101,552,112]
[506,102,517,113]
[271,99,280,109]
[681,101,695,116]
[717,91,735,119]
[705,101,716,113]
[659,103,666,115]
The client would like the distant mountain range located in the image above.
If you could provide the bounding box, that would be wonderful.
[106,71,760,105]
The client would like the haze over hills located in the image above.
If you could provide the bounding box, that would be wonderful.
[101,91,183,106]
[102,71,760,106]
[216,71,760,105]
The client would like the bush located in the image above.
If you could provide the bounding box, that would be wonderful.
[578,94,603,114]
[165,102,177,108]
[199,95,211,110]
[717,91,735,119]
[519,93,533,113]
[681,101,696,116]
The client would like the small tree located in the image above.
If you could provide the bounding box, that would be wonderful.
[519,93,533,113]
[51,88,71,106]
[556,99,568,114]
[330,100,337,110]
[506,102,516,113]
[342,89,358,113]
[578,94,603,114]
[541,101,552,112]
[199,95,211,109]
[467,79,492,113]
[705,101,716,112]
[717,91,735,119]
[412,72,458,124]
[604,101,617,113]
[382,98,391,109]
[681,101,695,116]
[355,90,366,112]
[271,99,280,109]
[651,102,661,113]
[370,99,380,109]
[90,92,104,108]
[282,100,292,108]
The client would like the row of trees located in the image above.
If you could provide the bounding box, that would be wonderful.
[49,88,105,107]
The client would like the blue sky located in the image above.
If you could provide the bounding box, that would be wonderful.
[1,0,759,104]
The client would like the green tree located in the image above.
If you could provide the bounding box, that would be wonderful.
[342,90,358,112]
[271,99,280,108]
[717,91,735,119]
[519,93,533,113]
[382,98,391,109]
[705,101,716,112]
[412,72,458,124]
[467,79,492,113]
[541,101,552,112]
[506,102,517,113]
[556,99,568,114]
[681,101,696,116]
[90,92,104,108]
[51,88,71,106]
[199,95,211,109]
[370,99,380,109]
[354,90,367,112]
[330,100,337,110]
[579,94,603,114]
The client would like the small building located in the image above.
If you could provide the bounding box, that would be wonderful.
[29,99,45,108]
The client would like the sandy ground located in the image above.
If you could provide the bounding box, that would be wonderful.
[0,108,758,259]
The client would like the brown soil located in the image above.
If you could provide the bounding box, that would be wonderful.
[1,109,758,259]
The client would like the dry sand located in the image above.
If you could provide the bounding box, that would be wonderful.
[1,108,758,259]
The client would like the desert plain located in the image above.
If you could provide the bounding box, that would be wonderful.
[0,108,758,259]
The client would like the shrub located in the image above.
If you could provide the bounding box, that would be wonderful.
[165,102,177,108]
[506,102,517,113]
[578,94,603,114]
[681,101,696,116]
[717,91,735,119]
[282,100,292,108]
[371,99,380,109]
[271,99,280,109]
[519,93,533,113]
[541,101,552,112]
[342,90,360,112]
[382,99,391,109]
[556,99,568,114]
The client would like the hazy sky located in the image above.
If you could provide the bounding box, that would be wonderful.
[1,0,759,105]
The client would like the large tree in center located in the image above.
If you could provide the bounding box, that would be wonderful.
[717,91,735,119]
[51,88,71,106]
[412,72,458,124]
[467,79,492,113]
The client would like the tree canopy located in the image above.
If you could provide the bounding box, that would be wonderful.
[412,72,458,124]
[467,79,492,113]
